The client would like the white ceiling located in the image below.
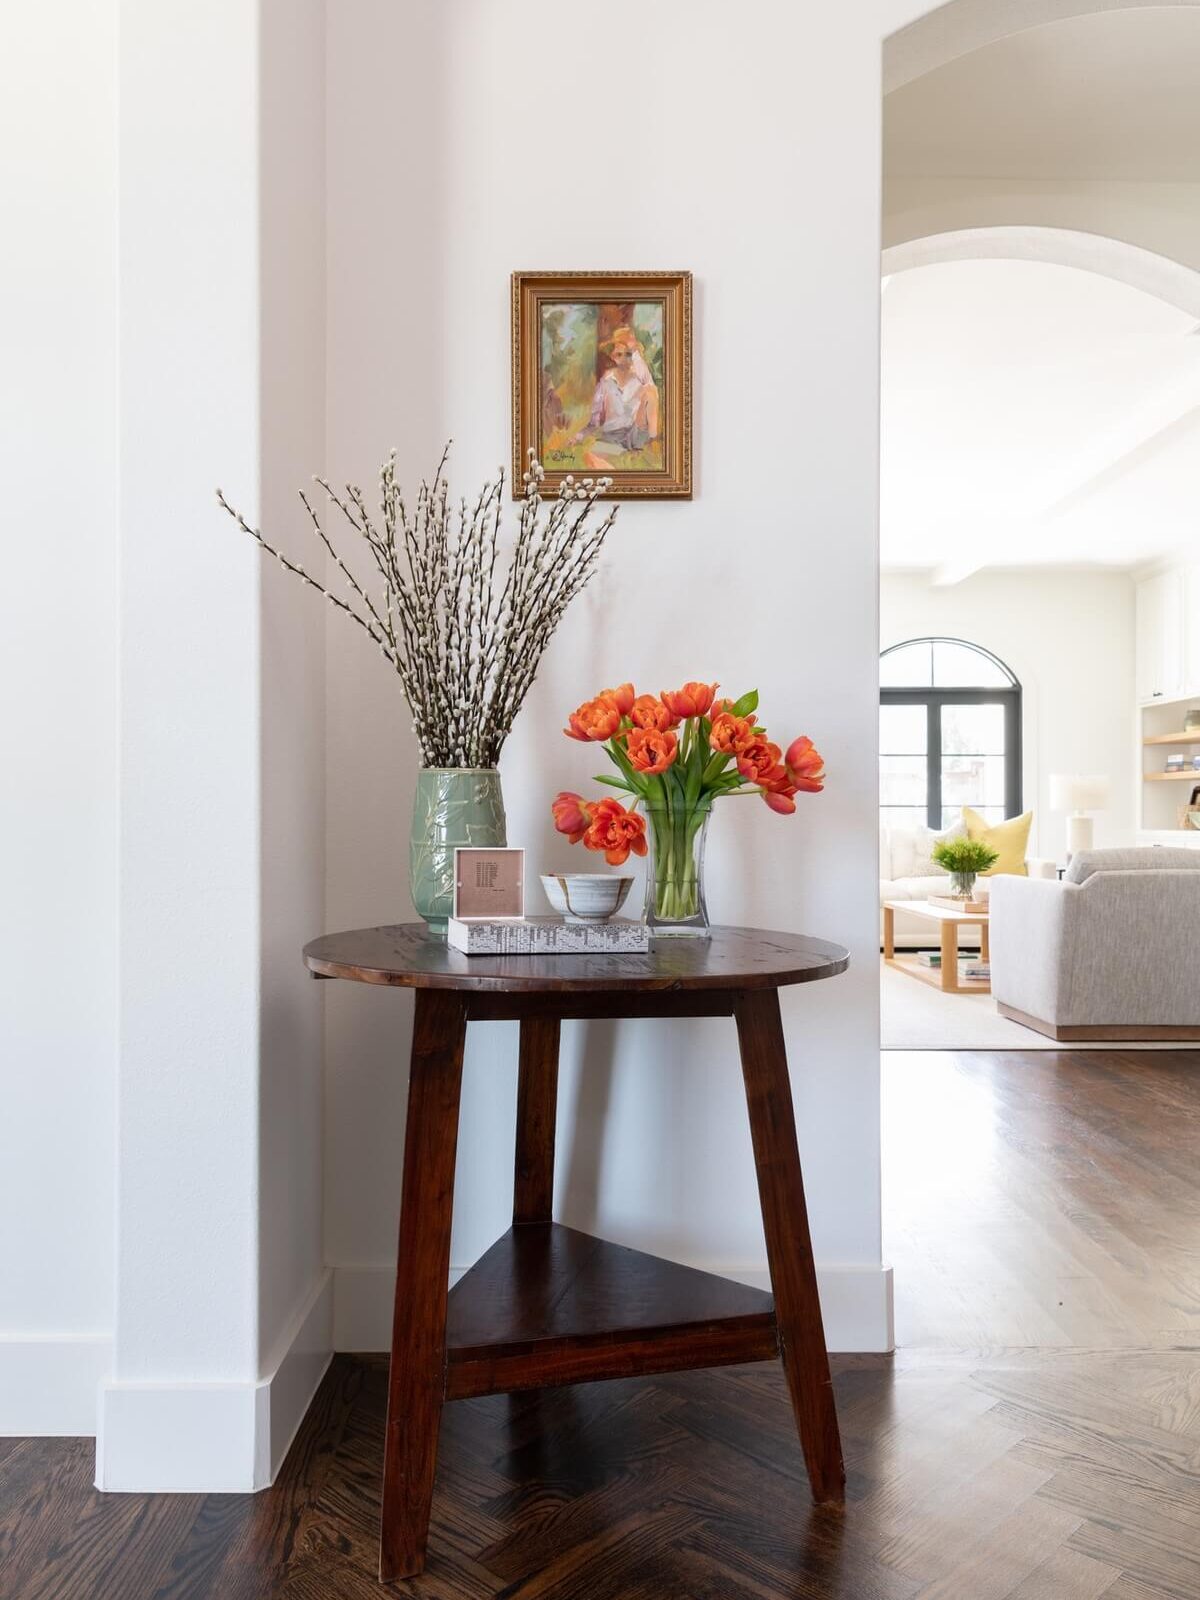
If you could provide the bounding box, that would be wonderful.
[884,9,1200,182]
[880,258,1200,575]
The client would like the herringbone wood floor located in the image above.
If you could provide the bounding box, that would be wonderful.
[3,1049,1198,1599]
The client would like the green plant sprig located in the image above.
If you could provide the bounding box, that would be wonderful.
[932,837,999,874]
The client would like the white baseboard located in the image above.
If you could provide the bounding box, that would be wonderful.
[96,1270,333,1491]
[334,1258,894,1356]
[0,1335,113,1436]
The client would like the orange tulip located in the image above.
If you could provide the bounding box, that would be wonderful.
[583,797,648,866]
[551,791,591,844]
[600,682,636,717]
[736,738,783,784]
[709,712,756,755]
[564,695,622,742]
[762,784,798,815]
[630,694,679,732]
[661,681,718,720]
[784,735,826,793]
[626,727,678,774]
[710,697,737,718]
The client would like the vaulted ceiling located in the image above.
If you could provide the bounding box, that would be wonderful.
[880,257,1200,575]
[885,8,1200,182]
[881,6,1200,577]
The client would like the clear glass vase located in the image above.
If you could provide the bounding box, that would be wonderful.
[949,869,977,900]
[643,798,712,938]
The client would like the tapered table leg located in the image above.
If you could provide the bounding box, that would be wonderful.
[734,989,845,1505]
[513,1017,560,1225]
[379,990,468,1582]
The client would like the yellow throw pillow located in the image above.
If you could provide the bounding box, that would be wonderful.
[962,807,1032,876]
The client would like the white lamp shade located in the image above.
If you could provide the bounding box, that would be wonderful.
[1049,773,1110,813]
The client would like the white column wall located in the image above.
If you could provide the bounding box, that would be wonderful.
[0,0,119,1435]
[323,0,922,1355]
[99,0,329,1491]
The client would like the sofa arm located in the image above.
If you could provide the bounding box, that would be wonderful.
[988,877,1076,1023]
[1025,857,1058,880]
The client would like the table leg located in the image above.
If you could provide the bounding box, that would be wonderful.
[734,990,845,1505]
[380,990,468,1583]
[980,920,990,962]
[939,919,959,993]
[882,904,894,961]
[513,1016,560,1224]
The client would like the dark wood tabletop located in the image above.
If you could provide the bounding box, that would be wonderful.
[302,924,849,994]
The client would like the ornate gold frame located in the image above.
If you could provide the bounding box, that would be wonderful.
[511,271,692,499]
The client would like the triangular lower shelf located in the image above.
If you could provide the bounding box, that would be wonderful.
[444,1222,778,1401]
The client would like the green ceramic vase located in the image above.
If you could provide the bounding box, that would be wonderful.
[409,768,507,934]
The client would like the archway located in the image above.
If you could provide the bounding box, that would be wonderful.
[884,0,1200,92]
[883,225,1200,319]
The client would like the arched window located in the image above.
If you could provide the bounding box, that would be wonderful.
[880,638,1022,830]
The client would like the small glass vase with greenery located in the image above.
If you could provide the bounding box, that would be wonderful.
[931,837,999,901]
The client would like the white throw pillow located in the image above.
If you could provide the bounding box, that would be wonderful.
[909,818,966,878]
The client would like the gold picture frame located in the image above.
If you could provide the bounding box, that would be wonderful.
[512,271,692,499]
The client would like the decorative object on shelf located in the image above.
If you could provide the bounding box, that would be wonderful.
[1185,708,1200,731]
[551,680,825,938]
[512,271,692,499]
[1049,773,1109,860]
[1181,785,1200,831]
[448,914,647,954]
[218,446,618,932]
[930,837,1000,902]
[540,873,634,923]
[1166,752,1187,773]
[453,847,525,922]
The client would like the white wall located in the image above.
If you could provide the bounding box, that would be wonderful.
[98,0,329,1490]
[322,0,919,1355]
[257,0,330,1432]
[881,569,1136,858]
[0,0,119,1434]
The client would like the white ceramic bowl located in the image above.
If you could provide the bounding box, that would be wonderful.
[540,873,634,923]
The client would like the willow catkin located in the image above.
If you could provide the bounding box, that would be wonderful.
[217,447,616,768]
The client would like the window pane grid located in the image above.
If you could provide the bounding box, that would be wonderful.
[880,643,1020,831]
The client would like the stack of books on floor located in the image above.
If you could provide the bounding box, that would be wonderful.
[916,950,990,981]
[448,917,649,955]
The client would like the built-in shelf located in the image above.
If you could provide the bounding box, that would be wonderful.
[1144,770,1200,782]
[1143,731,1200,746]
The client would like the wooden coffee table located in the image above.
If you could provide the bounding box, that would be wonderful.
[883,900,990,994]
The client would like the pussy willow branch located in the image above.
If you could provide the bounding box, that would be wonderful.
[216,447,617,768]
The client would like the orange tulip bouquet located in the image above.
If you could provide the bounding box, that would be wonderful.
[552,681,825,936]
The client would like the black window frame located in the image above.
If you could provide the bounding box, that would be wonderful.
[880,639,1022,830]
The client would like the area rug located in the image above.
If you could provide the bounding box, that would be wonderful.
[880,957,1190,1051]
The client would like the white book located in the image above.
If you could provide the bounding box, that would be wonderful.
[447,916,649,956]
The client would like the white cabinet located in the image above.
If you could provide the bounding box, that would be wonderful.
[1135,568,1186,704]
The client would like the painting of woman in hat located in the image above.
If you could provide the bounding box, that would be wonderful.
[569,325,661,469]
[537,300,666,475]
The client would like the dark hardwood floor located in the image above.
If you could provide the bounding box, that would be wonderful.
[3,1048,1198,1598]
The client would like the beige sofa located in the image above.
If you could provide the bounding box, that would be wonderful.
[880,819,1054,950]
[989,847,1200,1040]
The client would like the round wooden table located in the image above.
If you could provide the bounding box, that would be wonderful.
[304,925,850,1582]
